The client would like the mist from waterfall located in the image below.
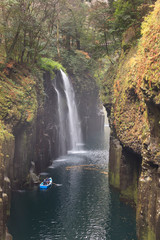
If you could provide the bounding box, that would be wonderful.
[60,70,83,152]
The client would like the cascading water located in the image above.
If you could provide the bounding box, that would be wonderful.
[60,70,83,152]
[53,81,67,156]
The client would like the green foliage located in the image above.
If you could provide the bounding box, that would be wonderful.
[0,0,152,69]
[113,0,143,34]
[94,55,118,105]
[88,1,121,58]
[38,58,66,75]
[60,49,93,76]
[58,0,89,51]
[0,0,59,63]
[58,49,98,96]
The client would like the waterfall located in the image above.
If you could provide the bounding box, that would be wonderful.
[60,70,83,152]
[53,82,67,155]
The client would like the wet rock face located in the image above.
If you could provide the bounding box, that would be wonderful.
[137,168,157,240]
[34,71,60,172]
[12,124,37,188]
[109,138,122,189]
[72,75,104,142]
[0,137,14,240]
[136,143,160,240]
[109,137,141,206]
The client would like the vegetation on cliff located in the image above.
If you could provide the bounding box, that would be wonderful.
[38,58,65,76]
[112,0,160,154]
[0,62,39,183]
[0,64,38,124]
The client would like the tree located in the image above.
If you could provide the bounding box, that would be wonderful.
[58,0,89,51]
[0,0,59,63]
[87,1,120,60]
[113,0,144,35]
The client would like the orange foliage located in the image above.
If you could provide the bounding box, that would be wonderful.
[6,62,14,69]
[76,50,91,59]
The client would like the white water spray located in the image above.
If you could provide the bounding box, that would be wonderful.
[52,81,67,155]
[60,70,83,152]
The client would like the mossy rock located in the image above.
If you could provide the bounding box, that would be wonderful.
[38,58,66,78]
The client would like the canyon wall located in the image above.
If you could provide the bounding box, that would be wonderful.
[108,1,160,239]
[71,73,104,142]
[0,66,52,239]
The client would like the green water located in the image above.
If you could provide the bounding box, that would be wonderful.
[8,127,137,240]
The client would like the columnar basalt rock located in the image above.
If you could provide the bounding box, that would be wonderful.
[109,137,122,189]
[0,134,14,239]
[137,167,157,240]
[109,137,141,206]
[136,140,160,240]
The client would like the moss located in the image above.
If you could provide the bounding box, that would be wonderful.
[110,171,120,189]
[38,58,66,77]
[94,58,117,105]
[121,183,137,205]
[141,227,156,240]
[147,228,156,240]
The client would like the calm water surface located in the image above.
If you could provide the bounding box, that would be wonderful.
[8,127,137,240]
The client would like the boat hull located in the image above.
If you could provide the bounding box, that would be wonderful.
[40,177,52,189]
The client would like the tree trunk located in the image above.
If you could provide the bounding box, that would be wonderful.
[76,39,81,50]
[66,34,71,50]
[57,20,60,58]
[20,31,27,63]
[76,31,80,50]
[7,24,21,61]
[104,31,109,55]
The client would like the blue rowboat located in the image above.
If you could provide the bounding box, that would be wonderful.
[40,177,52,189]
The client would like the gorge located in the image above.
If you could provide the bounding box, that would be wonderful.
[0,0,160,239]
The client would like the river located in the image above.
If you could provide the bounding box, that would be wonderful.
[8,126,137,240]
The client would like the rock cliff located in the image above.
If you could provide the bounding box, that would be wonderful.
[108,1,160,239]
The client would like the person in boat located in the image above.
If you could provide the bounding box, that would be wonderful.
[46,178,50,184]
[43,179,47,185]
